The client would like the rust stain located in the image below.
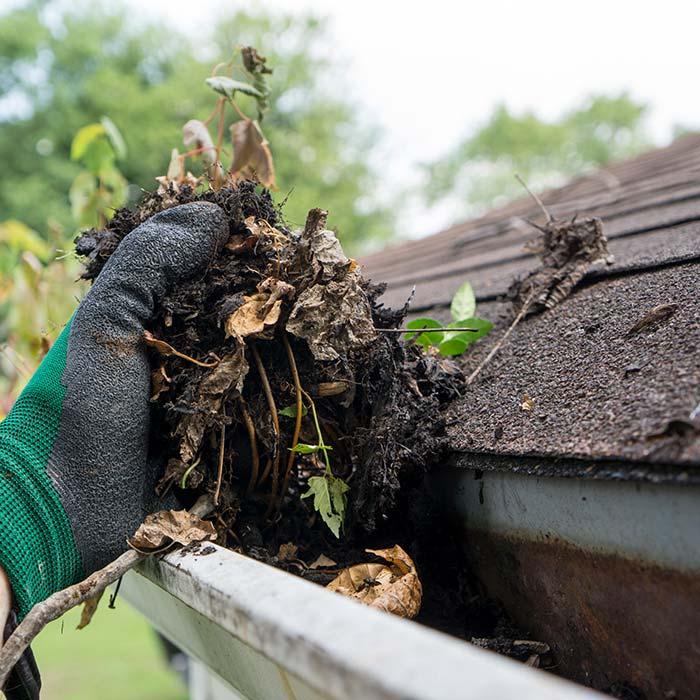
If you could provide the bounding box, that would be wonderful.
[461,529,700,699]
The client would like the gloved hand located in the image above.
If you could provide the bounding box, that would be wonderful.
[0,201,227,618]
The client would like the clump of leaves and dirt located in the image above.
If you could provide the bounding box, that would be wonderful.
[74,47,494,632]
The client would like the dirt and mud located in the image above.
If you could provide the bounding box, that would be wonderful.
[76,181,549,665]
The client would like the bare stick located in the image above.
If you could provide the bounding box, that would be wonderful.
[515,174,552,223]
[466,292,534,386]
[239,398,260,494]
[250,344,280,488]
[269,334,302,518]
[213,418,226,506]
[377,326,480,333]
[0,496,214,688]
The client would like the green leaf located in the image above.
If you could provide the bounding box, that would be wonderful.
[100,116,127,160]
[438,337,469,356]
[70,123,106,161]
[458,317,493,341]
[69,171,97,225]
[280,404,308,418]
[439,318,493,356]
[403,317,443,349]
[302,474,349,538]
[205,76,263,100]
[290,443,319,454]
[450,281,476,322]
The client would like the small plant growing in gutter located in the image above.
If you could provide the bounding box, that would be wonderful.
[404,281,493,356]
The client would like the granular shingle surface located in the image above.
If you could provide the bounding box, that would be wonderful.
[362,135,700,471]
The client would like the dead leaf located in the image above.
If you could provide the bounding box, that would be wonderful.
[77,591,104,630]
[326,545,422,619]
[128,510,217,553]
[286,276,377,363]
[277,542,298,561]
[225,293,281,341]
[626,303,678,336]
[150,365,171,401]
[224,279,293,342]
[230,119,275,188]
[309,554,337,569]
[183,119,224,185]
[510,216,611,315]
[178,347,249,463]
[521,394,535,412]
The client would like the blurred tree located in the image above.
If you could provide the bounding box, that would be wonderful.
[0,2,393,253]
[424,93,651,214]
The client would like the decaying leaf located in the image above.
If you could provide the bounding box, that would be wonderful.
[309,554,337,569]
[128,510,217,553]
[150,364,171,401]
[277,542,299,561]
[230,119,275,188]
[182,119,223,185]
[327,545,422,619]
[77,590,104,630]
[626,303,678,336]
[286,210,377,363]
[178,347,249,463]
[509,215,612,315]
[224,278,293,342]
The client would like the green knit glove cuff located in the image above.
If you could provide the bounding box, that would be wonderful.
[0,321,84,618]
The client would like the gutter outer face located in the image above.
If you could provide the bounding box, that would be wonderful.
[121,545,603,700]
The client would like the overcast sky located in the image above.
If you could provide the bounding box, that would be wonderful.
[45,0,700,236]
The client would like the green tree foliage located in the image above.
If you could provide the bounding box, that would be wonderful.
[424,94,651,214]
[0,2,393,253]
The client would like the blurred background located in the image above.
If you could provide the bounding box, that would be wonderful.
[0,0,698,696]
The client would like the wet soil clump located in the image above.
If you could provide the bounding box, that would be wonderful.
[76,182,460,569]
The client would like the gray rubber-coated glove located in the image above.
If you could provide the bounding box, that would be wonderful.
[0,201,228,621]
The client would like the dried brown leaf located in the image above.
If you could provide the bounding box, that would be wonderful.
[150,364,171,401]
[309,554,337,569]
[178,347,249,463]
[230,119,275,188]
[128,510,217,553]
[326,545,422,619]
[277,542,298,561]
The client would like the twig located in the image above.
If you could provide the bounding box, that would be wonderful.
[515,174,552,223]
[250,344,280,488]
[466,292,534,385]
[269,334,302,518]
[213,417,226,506]
[239,398,260,494]
[0,496,214,688]
[376,326,480,333]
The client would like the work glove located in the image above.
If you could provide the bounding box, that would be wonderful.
[0,202,228,697]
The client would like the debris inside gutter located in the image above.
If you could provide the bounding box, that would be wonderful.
[74,181,614,675]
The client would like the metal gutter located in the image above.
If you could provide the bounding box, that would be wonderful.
[122,544,603,700]
[433,466,700,697]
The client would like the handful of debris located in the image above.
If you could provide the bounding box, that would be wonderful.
[76,182,461,615]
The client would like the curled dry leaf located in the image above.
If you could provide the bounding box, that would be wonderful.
[230,119,275,188]
[224,278,293,342]
[128,510,217,553]
[309,553,337,569]
[183,119,224,186]
[150,364,171,401]
[326,545,422,619]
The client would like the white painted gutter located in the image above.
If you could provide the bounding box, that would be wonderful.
[122,544,604,700]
